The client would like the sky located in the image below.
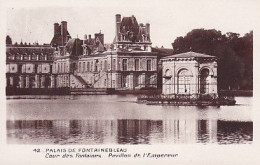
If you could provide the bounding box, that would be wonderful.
[4,0,259,48]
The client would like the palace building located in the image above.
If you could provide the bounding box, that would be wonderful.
[6,14,218,94]
[52,14,159,90]
[74,14,158,90]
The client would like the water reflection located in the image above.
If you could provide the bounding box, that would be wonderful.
[7,119,252,145]
[6,95,253,144]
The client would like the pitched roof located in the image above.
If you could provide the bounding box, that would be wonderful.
[6,46,54,55]
[64,38,83,56]
[151,47,174,56]
[6,45,54,61]
[163,51,215,59]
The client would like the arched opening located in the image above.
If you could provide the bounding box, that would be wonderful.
[200,68,210,94]
[177,69,192,94]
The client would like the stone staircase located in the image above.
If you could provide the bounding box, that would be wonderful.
[91,72,107,87]
[70,74,90,88]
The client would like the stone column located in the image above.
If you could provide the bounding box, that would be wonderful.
[51,75,56,88]
[41,75,45,88]
[25,75,29,88]
[19,75,24,88]
[35,75,40,88]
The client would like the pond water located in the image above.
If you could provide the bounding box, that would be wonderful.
[6,95,253,145]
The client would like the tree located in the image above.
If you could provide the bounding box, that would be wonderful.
[171,29,253,90]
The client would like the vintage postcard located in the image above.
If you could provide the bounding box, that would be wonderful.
[0,0,259,164]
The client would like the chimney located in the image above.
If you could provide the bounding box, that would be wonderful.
[115,14,121,42]
[54,23,59,36]
[84,34,88,44]
[146,23,150,36]
[61,21,67,45]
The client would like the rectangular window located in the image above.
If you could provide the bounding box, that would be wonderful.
[79,62,81,72]
[100,61,103,71]
[18,64,22,73]
[104,60,107,71]
[91,61,93,72]
[146,75,151,87]
[95,60,98,72]
[112,80,115,88]
[134,75,140,87]
[83,62,85,72]
[57,63,60,73]
[122,59,127,71]
[135,59,140,71]
[64,63,66,73]
[147,59,152,71]
[112,59,116,71]
[61,63,64,73]
[35,64,38,73]
[122,75,128,88]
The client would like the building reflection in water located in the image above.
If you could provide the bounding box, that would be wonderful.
[6,119,252,144]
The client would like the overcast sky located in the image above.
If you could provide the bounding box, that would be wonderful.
[5,0,258,48]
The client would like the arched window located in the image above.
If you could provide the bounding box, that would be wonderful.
[177,69,192,94]
[200,68,210,94]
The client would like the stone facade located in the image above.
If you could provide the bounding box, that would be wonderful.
[50,15,158,90]
[161,51,218,95]
[76,51,157,90]
[6,44,55,89]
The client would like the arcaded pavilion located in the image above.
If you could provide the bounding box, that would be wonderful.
[161,51,218,95]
